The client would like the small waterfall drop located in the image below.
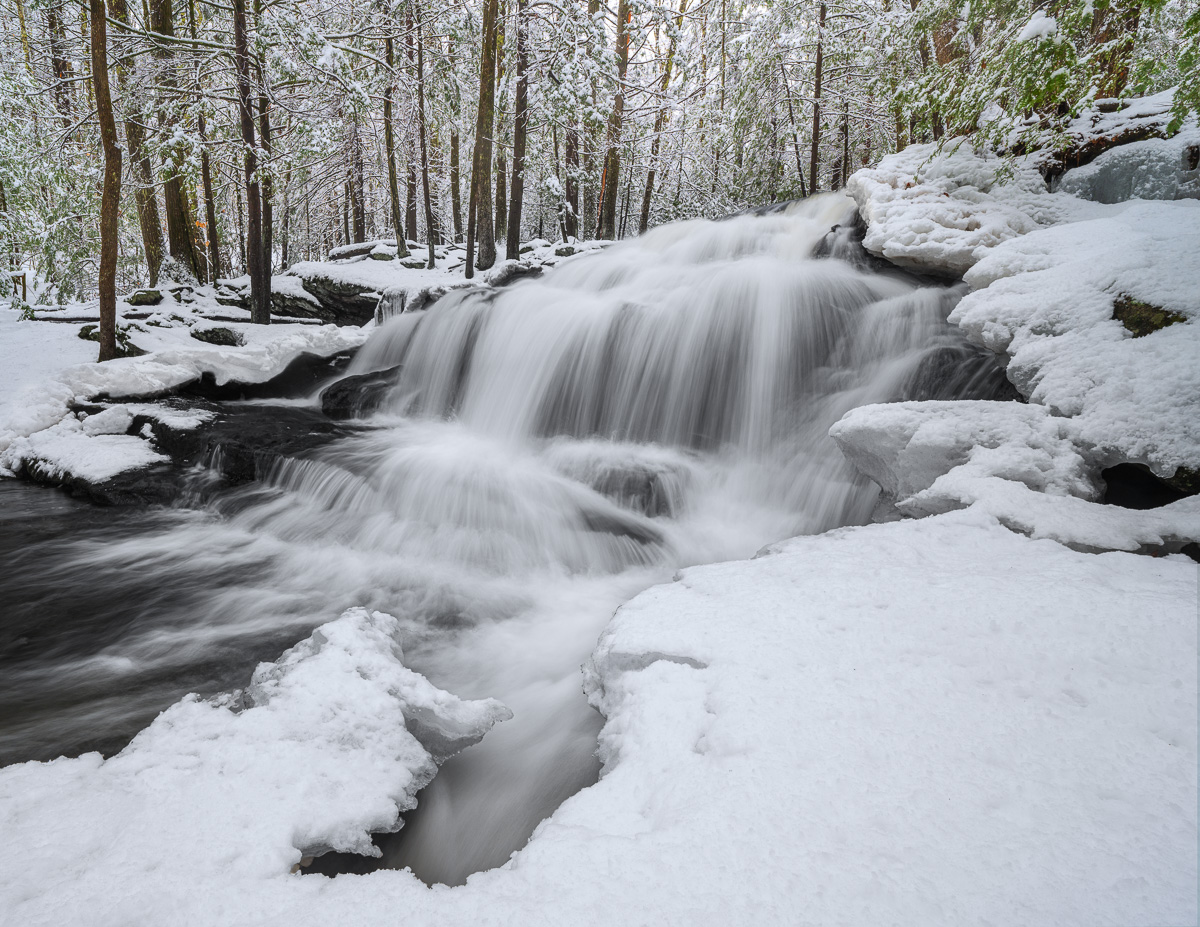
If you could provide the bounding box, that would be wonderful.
[0,196,1010,885]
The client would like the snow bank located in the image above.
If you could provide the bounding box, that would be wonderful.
[2,515,1191,926]
[846,142,1101,276]
[1057,128,1200,203]
[830,400,1097,508]
[954,199,1200,473]
[832,400,1200,550]
[0,607,510,923]
[0,320,367,478]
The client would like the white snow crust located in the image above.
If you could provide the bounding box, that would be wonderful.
[1057,128,1200,203]
[0,607,510,922]
[954,199,1200,472]
[0,515,1192,926]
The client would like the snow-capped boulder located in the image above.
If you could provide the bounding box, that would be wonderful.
[1056,129,1200,203]
[829,400,1097,514]
[953,199,1200,476]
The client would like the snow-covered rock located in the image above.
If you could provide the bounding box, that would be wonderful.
[830,400,1097,509]
[953,199,1200,475]
[1056,129,1200,203]
[846,142,1100,276]
[0,607,510,922]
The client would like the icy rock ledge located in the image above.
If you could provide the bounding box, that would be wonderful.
[0,608,510,895]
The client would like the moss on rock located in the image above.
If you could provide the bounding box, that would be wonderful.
[1112,295,1187,338]
[189,327,244,347]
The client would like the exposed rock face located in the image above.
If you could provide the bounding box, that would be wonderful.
[126,289,163,306]
[319,366,401,420]
[290,271,380,326]
[190,327,244,347]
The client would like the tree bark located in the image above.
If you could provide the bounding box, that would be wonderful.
[108,0,164,285]
[809,0,825,194]
[151,0,203,280]
[383,35,411,256]
[233,0,266,322]
[564,128,579,238]
[598,0,630,240]
[472,0,499,269]
[450,129,464,240]
[505,0,528,259]
[415,3,437,268]
[639,0,687,234]
[90,0,121,361]
[258,92,274,317]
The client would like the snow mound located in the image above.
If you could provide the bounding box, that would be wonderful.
[830,400,1096,509]
[953,199,1200,473]
[846,142,1101,276]
[1056,128,1200,203]
[0,607,510,922]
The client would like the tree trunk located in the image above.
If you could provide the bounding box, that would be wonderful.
[598,0,630,240]
[259,92,274,318]
[809,0,825,194]
[564,128,579,238]
[383,35,410,257]
[495,151,507,243]
[233,0,266,322]
[151,0,202,280]
[90,0,121,361]
[472,0,499,269]
[449,129,463,240]
[415,4,438,268]
[350,123,366,243]
[108,0,164,285]
[47,5,74,125]
[505,0,528,259]
[199,114,221,281]
[780,62,808,196]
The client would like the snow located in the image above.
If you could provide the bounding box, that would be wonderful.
[0,607,511,922]
[831,400,1200,550]
[953,199,1200,473]
[1056,128,1200,203]
[830,400,1097,508]
[1016,10,1056,42]
[0,514,1193,926]
[0,300,368,479]
[845,142,1102,276]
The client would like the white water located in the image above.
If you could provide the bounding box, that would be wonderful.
[2,197,1009,884]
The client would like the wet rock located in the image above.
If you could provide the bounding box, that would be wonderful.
[292,271,380,326]
[319,366,401,420]
[175,350,357,402]
[485,260,543,288]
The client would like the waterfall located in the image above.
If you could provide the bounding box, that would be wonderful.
[0,196,1010,885]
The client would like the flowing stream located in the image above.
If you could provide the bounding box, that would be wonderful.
[0,196,1010,885]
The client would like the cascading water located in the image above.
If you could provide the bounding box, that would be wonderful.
[0,195,1011,885]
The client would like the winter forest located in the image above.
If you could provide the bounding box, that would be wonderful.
[0,0,1198,921]
[0,0,1196,309]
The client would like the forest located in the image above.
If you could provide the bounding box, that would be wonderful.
[0,0,1196,317]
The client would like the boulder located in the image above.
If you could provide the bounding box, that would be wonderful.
[319,366,401,420]
[127,289,163,306]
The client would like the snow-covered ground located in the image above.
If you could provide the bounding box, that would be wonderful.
[0,512,1192,926]
[0,108,1197,926]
